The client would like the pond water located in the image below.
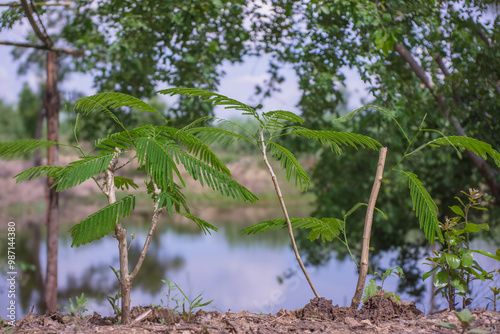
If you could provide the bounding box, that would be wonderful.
[1,213,499,320]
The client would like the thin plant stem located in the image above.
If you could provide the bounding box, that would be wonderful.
[351,147,388,309]
[259,131,319,298]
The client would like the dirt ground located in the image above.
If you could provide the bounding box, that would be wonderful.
[4,296,499,333]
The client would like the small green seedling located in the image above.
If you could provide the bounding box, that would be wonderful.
[174,282,213,322]
[436,309,490,333]
[107,266,122,319]
[362,267,404,303]
[485,285,499,312]
[64,293,88,318]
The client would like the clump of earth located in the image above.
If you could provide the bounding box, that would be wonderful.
[6,296,499,333]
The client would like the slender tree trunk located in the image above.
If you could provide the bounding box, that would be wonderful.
[351,147,387,309]
[259,131,319,298]
[44,50,59,314]
[33,109,45,167]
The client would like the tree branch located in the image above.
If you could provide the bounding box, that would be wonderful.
[130,180,164,280]
[0,2,71,7]
[394,42,500,202]
[259,131,319,298]
[0,40,84,57]
[351,147,387,309]
[20,0,52,47]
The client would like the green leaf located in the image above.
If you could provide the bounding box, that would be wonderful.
[444,254,461,269]
[436,322,457,329]
[401,170,443,243]
[470,249,500,262]
[463,223,489,233]
[176,212,218,235]
[449,205,465,217]
[69,195,136,247]
[0,139,58,160]
[242,216,343,243]
[55,154,115,191]
[461,250,474,267]
[291,127,382,154]
[114,176,139,190]
[422,266,440,281]
[434,270,449,289]
[158,88,262,124]
[14,165,64,183]
[266,141,310,191]
[428,136,500,167]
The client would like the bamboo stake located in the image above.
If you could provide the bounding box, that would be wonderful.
[259,131,319,298]
[351,147,388,309]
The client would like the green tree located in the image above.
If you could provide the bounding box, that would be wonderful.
[249,0,500,296]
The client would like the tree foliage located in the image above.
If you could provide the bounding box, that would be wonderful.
[250,1,500,285]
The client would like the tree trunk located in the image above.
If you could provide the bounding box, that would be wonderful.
[351,147,388,309]
[44,50,59,314]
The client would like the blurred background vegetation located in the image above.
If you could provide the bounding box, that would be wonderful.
[0,0,499,302]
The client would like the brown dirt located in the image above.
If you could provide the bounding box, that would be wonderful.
[3,297,499,333]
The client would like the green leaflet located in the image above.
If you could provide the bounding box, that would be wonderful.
[0,139,58,160]
[55,153,115,192]
[158,88,262,124]
[242,217,344,243]
[291,127,382,154]
[401,170,443,244]
[428,136,500,167]
[168,144,258,203]
[266,141,310,192]
[177,212,218,235]
[69,195,136,247]
[15,165,64,183]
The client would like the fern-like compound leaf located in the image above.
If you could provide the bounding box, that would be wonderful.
[69,195,136,247]
[242,217,344,242]
[188,126,254,148]
[158,88,264,126]
[0,139,58,159]
[15,165,64,183]
[291,128,382,154]
[76,92,159,117]
[402,171,443,244]
[114,176,139,191]
[263,110,304,132]
[55,153,115,191]
[429,136,500,167]
[265,141,311,191]
[158,126,231,175]
[136,137,183,190]
[176,212,218,235]
[168,145,258,203]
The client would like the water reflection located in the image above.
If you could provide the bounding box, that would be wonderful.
[1,215,499,319]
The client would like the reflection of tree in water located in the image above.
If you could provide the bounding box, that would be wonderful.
[11,222,45,315]
[58,245,184,307]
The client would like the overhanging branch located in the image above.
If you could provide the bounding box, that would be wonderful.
[20,0,52,47]
[0,40,84,57]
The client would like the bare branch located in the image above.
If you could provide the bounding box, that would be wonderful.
[259,131,319,298]
[0,2,71,7]
[0,40,84,57]
[130,180,164,281]
[351,147,388,309]
[20,0,52,47]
